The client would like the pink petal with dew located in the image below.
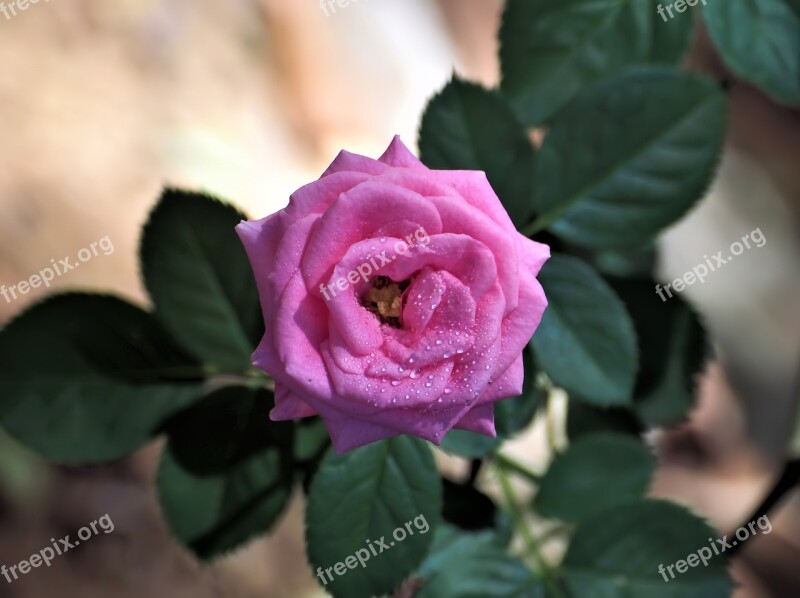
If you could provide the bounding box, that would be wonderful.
[301,181,443,290]
[430,194,519,313]
[475,354,524,406]
[273,272,334,402]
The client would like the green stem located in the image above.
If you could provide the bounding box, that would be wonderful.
[546,391,558,453]
[495,463,564,598]
[493,452,543,484]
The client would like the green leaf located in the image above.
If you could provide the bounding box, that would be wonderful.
[534,433,655,522]
[499,0,654,126]
[530,68,727,249]
[306,437,441,598]
[563,500,733,597]
[0,294,204,464]
[703,0,800,106]
[419,77,535,228]
[141,189,263,372]
[440,347,544,458]
[418,525,545,597]
[531,255,637,406]
[607,276,708,426]
[440,429,502,459]
[648,3,694,64]
[162,386,290,474]
[566,402,642,441]
[158,398,294,559]
[294,417,332,494]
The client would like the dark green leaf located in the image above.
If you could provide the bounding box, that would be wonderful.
[141,189,263,372]
[567,401,642,441]
[531,255,637,406]
[419,77,535,227]
[563,500,733,597]
[703,0,800,106]
[648,3,695,64]
[530,68,727,249]
[499,0,654,125]
[534,433,655,522]
[418,525,545,597]
[440,429,501,459]
[607,276,708,426]
[158,441,292,560]
[0,294,204,464]
[162,386,290,474]
[306,437,441,598]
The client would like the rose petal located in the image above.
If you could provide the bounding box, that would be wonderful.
[453,404,496,436]
[271,384,318,420]
[378,136,428,170]
[321,150,389,178]
[301,181,443,290]
[432,170,516,234]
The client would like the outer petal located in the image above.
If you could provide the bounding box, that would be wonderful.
[378,136,428,170]
[271,383,318,420]
[453,404,496,436]
[321,150,389,178]
[431,170,517,234]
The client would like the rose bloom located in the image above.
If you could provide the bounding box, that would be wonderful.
[237,137,549,453]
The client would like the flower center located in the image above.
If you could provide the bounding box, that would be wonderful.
[361,276,409,328]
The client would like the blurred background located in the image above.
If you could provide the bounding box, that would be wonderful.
[0,0,799,596]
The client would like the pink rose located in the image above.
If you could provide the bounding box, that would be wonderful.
[237,137,549,453]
